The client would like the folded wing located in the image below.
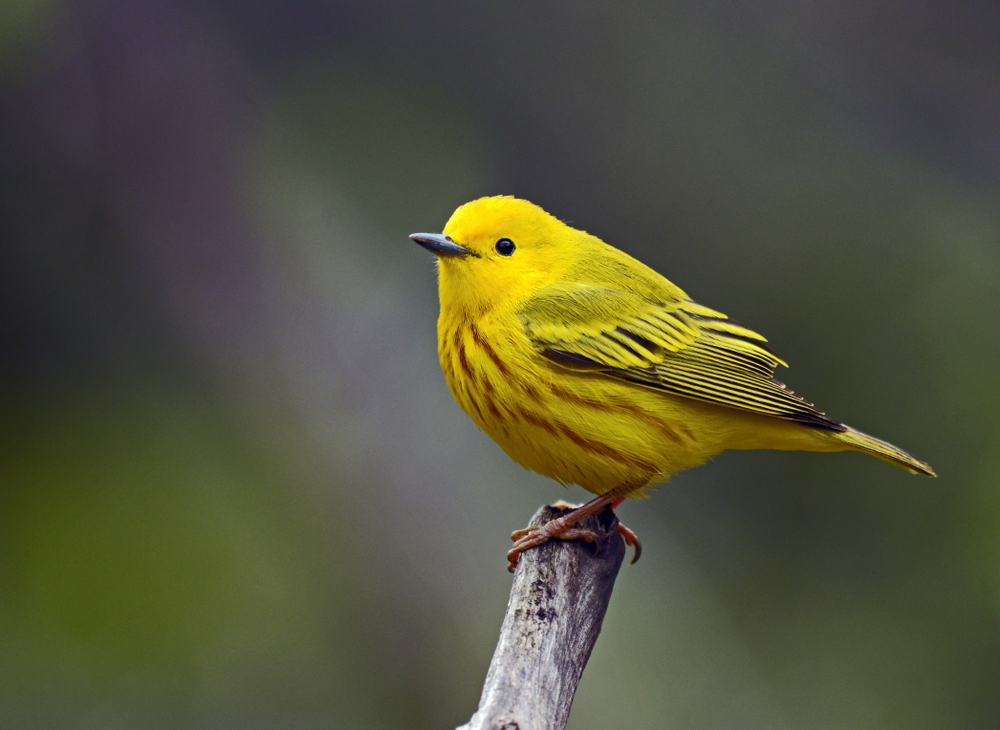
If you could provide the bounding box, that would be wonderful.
[518,282,845,431]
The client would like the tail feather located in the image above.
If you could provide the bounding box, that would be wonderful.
[837,427,936,477]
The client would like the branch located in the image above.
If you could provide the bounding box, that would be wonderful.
[457,503,626,730]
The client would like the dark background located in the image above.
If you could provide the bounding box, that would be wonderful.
[2,2,998,728]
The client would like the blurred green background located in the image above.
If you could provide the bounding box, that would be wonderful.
[1,2,998,728]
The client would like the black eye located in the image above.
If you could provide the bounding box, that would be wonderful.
[495,238,516,256]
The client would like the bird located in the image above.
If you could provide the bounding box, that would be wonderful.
[410,196,936,572]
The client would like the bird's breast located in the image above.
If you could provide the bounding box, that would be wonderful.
[437,310,527,436]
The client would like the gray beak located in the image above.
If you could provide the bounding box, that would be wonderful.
[409,233,478,258]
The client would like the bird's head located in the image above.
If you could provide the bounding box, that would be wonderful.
[411,196,574,312]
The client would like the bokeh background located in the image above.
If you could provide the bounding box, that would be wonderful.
[2,2,998,728]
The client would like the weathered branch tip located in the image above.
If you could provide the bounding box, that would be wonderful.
[456,503,626,730]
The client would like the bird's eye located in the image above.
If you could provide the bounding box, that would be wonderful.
[495,238,516,256]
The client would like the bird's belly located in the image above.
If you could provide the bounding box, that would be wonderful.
[438,318,735,495]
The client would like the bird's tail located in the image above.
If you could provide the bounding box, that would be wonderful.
[835,427,937,477]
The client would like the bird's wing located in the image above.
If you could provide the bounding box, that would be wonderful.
[518,282,844,430]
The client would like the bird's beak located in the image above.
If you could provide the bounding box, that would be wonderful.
[409,233,478,258]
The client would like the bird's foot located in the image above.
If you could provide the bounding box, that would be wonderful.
[507,515,597,572]
[506,500,642,572]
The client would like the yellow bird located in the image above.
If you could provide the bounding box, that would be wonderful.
[411,196,935,572]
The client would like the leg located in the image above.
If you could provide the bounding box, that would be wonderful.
[507,488,641,571]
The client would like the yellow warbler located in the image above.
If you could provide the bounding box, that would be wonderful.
[411,196,935,571]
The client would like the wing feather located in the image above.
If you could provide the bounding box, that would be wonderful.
[520,282,845,431]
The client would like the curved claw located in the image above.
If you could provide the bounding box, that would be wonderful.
[617,523,642,565]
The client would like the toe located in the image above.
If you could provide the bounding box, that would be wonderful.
[617,523,642,564]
